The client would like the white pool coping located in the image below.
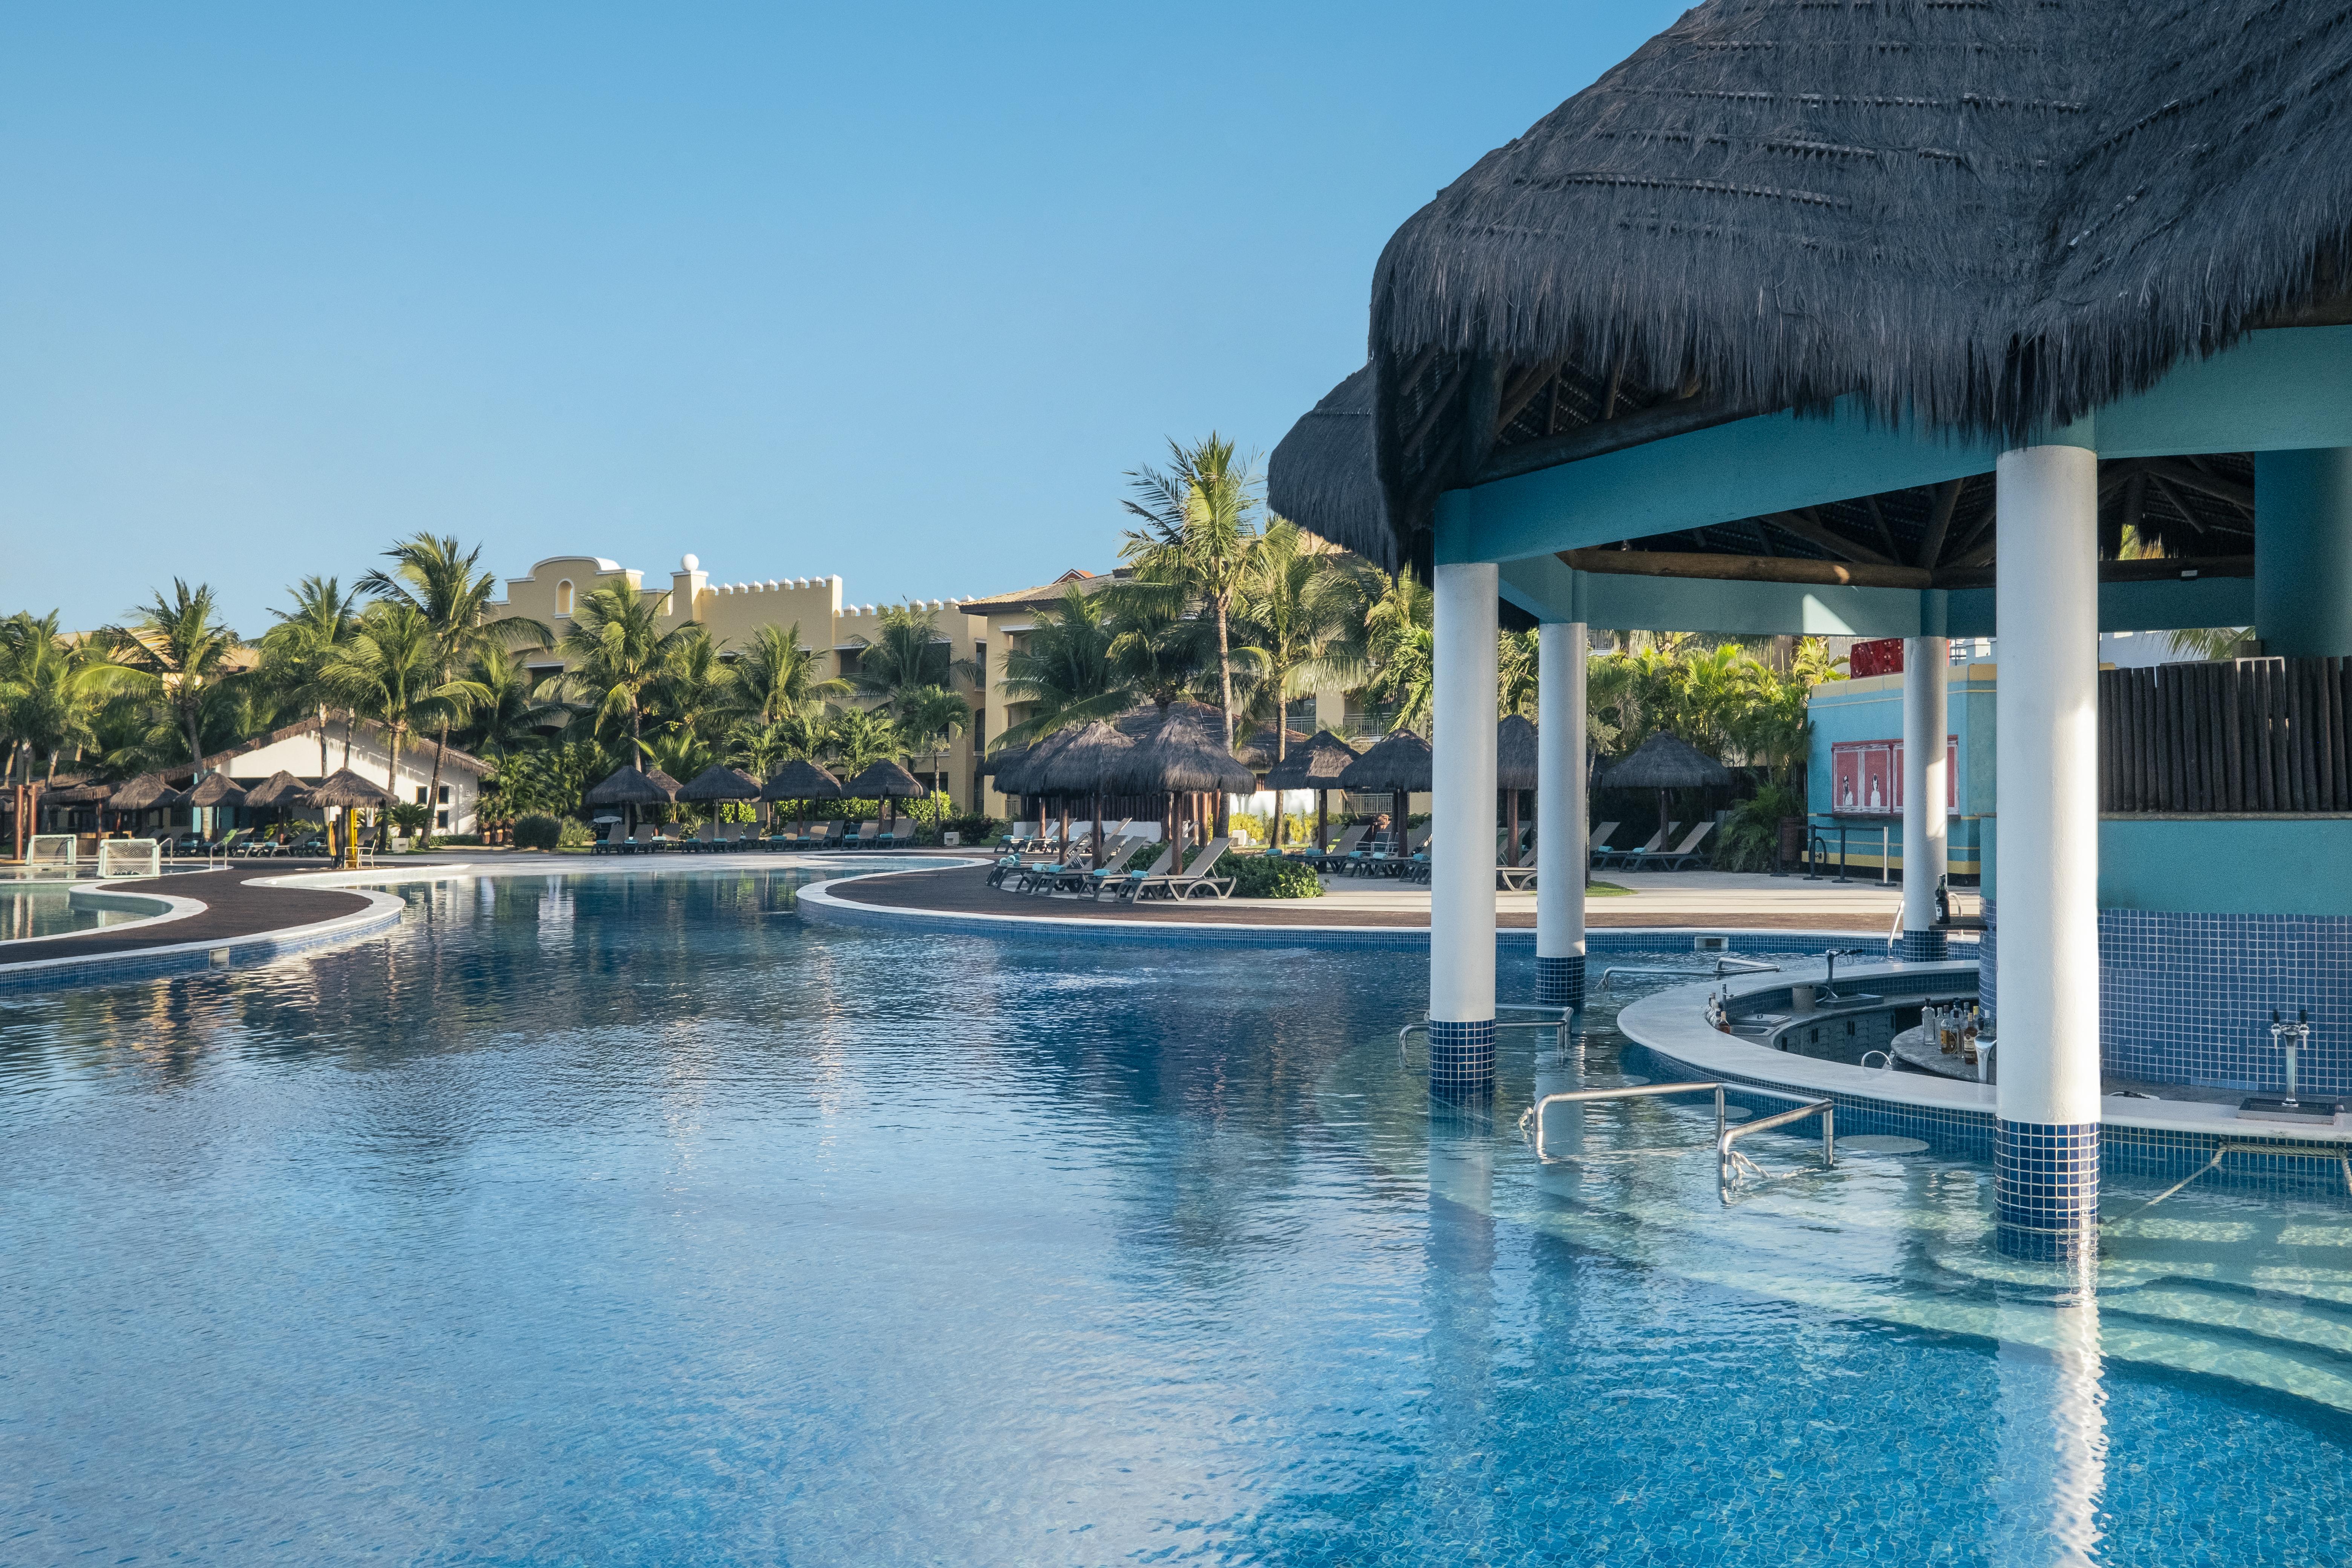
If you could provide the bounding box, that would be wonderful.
[1619,959,2352,1143]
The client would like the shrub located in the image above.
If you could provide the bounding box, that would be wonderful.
[513,813,564,851]
[556,817,596,850]
[1716,783,1806,872]
[1214,851,1323,899]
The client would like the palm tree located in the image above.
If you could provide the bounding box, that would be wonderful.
[649,627,734,746]
[825,706,899,779]
[1102,576,1214,714]
[733,623,848,726]
[0,613,130,785]
[361,534,552,831]
[100,581,242,774]
[991,585,1128,748]
[849,605,978,718]
[1120,434,1261,749]
[326,603,489,843]
[259,575,364,776]
[556,580,698,763]
[1496,628,1540,720]
[1357,566,1435,736]
[462,644,570,757]
[893,685,971,798]
[1230,519,1360,759]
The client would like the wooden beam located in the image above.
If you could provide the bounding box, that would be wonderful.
[1918,477,1964,568]
[1931,555,2253,591]
[1762,508,1897,567]
[1863,494,1902,562]
[1475,395,1756,485]
[1559,548,1930,590]
[1459,354,1504,481]
[1400,358,1468,459]
[2144,456,2254,513]
[2147,470,2211,535]
[1497,360,1560,430]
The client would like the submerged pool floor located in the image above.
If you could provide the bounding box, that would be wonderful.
[4,868,2349,1565]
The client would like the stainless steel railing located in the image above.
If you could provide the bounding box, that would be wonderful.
[1521,1080,1836,1200]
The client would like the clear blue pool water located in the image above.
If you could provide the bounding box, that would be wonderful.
[6,866,2352,1565]
[0,882,134,941]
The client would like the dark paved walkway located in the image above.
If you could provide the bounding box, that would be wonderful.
[825,863,1873,931]
[0,864,374,967]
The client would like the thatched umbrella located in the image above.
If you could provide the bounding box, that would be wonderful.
[242,770,310,845]
[843,759,925,832]
[109,772,185,839]
[1597,731,1733,851]
[307,767,392,867]
[1260,729,1360,850]
[1338,728,1432,851]
[763,758,842,840]
[185,772,248,842]
[1036,720,1136,864]
[677,763,761,838]
[1105,707,1256,852]
[1234,724,1309,772]
[1497,715,1539,867]
[586,763,677,841]
[990,729,1080,837]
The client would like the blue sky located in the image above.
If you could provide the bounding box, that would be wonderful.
[2,2,1682,634]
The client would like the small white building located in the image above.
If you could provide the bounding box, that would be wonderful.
[211,718,491,835]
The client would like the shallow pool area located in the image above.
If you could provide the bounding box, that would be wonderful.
[0,882,136,942]
[6,867,2352,1564]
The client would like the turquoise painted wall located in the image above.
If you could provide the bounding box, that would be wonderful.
[1802,666,1995,875]
[2100,818,2352,916]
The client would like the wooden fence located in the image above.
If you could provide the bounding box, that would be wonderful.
[2101,657,2352,813]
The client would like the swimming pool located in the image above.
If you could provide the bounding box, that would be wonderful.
[5,866,2349,1564]
[0,882,136,942]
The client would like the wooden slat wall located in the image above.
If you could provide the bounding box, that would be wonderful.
[2100,658,2352,813]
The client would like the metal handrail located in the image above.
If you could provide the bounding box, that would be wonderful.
[1596,956,1782,991]
[1522,1080,1836,1200]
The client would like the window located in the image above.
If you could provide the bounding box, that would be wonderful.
[437,785,450,804]
[415,786,429,804]
[437,810,449,828]
[555,580,574,616]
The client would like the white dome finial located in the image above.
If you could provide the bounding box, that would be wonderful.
[681,553,700,573]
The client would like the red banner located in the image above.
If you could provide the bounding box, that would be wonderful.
[1849,638,1906,678]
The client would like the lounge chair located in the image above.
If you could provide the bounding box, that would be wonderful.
[1366,824,1432,877]
[591,824,620,854]
[1300,824,1368,873]
[1585,822,1622,867]
[1128,836,1235,900]
[1602,822,1674,869]
[1625,820,1715,871]
[808,820,845,850]
[1030,837,1144,894]
[844,821,880,850]
[1094,841,1176,900]
[1498,861,1537,891]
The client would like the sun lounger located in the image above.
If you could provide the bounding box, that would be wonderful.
[1602,822,1673,869]
[1365,824,1432,877]
[1127,836,1235,901]
[1585,821,1622,867]
[1032,837,1145,894]
[1300,824,1367,874]
[1095,841,1176,900]
[1625,820,1715,871]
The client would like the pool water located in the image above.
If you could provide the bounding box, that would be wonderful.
[5,867,2351,1565]
[0,882,134,941]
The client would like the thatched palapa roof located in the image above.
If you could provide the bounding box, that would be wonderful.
[1260,729,1361,792]
[676,764,763,803]
[1338,728,1432,795]
[308,768,393,808]
[185,773,249,809]
[762,759,842,801]
[241,770,310,809]
[1271,0,2352,574]
[1104,709,1256,796]
[1598,732,1733,792]
[843,760,926,800]
[1496,716,1539,793]
[109,773,185,812]
[585,764,677,807]
[1035,721,1135,794]
[41,779,112,805]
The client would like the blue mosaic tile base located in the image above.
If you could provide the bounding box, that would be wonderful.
[1978,897,1996,1021]
[1995,1119,2099,1245]
[1896,929,1949,962]
[1534,954,1585,1009]
[2102,909,2352,1093]
[1429,1018,1496,1098]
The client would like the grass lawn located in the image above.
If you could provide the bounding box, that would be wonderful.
[1587,880,1633,897]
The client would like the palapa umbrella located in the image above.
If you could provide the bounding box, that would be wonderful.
[1105,707,1256,853]
[1233,724,1309,772]
[184,772,249,845]
[989,728,1079,837]
[762,758,842,839]
[1337,727,1432,853]
[585,762,678,842]
[1497,715,1540,866]
[677,763,761,839]
[1036,720,1135,864]
[306,767,392,867]
[107,772,186,839]
[1595,731,1733,853]
[241,769,310,847]
[1261,729,1360,850]
[843,759,925,832]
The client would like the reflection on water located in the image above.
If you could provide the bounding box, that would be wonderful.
[0,884,133,941]
[2,870,2348,1565]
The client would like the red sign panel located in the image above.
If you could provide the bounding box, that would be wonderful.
[1850,638,1906,678]
[1830,738,1958,815]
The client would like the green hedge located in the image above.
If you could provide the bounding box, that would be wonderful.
[1214,851,1323,899]
[513,813,564,851]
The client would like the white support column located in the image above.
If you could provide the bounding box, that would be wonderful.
[1901,635,1951,960]
[1430,562,1499,1095]
[1993,443,2102,1253]
[1535,622,1587,1007]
